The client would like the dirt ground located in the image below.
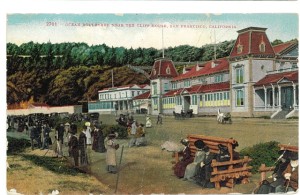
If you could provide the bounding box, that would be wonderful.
[6,115,298,194]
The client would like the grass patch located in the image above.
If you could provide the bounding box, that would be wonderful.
[21,154,84,176]
[8,163,33,171]
[56,180,104,193]
[287,116,298,119]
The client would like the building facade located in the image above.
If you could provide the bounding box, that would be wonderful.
[88,84,150,114]
[149,27,298,118]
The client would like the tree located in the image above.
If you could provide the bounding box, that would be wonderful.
[271,39,283,46]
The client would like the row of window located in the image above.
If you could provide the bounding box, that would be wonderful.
[161,91,231,108]
[89,101,113,110]
[171,74,226,90]
[99,90,144,100]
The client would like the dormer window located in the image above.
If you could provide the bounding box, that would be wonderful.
[166,66,171,74]
[153,69,156,75]
[237,44,243,54]
[259,42,266,52]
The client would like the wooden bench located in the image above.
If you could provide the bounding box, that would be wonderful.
[174,134,252,189]
[259,144,298,182]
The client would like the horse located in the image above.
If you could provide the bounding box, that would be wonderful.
[217,109,224,123]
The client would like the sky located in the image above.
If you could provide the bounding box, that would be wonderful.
[6,13,299,49]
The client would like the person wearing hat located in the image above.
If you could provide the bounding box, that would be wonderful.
[128,120,137,147]
[216,144,231,171]
[183,139,206,181]
[68,130,79,167]
[105,132,119,174]
[195,144,217,188]
[55,123,65,157]
[267,150,291,192]
[275,151,298,193]
[64,122,71,146]
[174,138,193,178]
[85,122,92,145]
[78,127,88,166]
[93,124,106,153]
[135,124,147,146]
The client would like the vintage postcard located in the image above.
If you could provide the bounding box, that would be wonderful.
[5,13,299,194]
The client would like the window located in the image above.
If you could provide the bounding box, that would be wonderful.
[176,96,182,105]
[259,42,266,52]
[192,95,198,105]
[236,67,244,84]
[236,89,244,106]
[166,66,171,74]
[153,83,157,95]
[164,83,169,92]
[184,80,191,88]
[214,74,223,83]
[237,44,243,54]
[153,98,158,105]
[137,91,140,95]
[172,82,177,89]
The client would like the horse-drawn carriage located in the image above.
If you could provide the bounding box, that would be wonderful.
[173,109,194,119]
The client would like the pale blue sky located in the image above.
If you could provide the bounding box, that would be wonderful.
[6,13,299,48]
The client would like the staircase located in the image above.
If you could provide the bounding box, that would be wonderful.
[272,109,291,119]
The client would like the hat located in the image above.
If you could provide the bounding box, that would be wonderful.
[85,122,91,127]
[218,144,229,152]
[278,150,290,159]
[65,122,70,126]
[194,140,205,150]
[180,138,189,146]
[289,152,298,160]
[108,133,117,139]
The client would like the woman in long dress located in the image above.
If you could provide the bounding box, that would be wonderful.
[184,140,206,181]
[174,139,193,178]
[105,133,119,174]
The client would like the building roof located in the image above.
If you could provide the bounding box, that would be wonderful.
[149,58,178,79]
[230,27,275,58]
[173,58,229,81]
[133,91,151,100]
[163,88,185,97]
[254,71,298,87]
[163,82,230,97]
[272,40,298,55]
[98,84,149,92]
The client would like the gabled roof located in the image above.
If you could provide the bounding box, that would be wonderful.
[173,58,229,81]
[272,40,298,55]
[254,71,298,87]
[230,27,275,58]
[163,82,230,97]
[98,84,149,92]
[133,91,151,100]
[149,58,178,79]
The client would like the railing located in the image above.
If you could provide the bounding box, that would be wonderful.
[266,67,298,75]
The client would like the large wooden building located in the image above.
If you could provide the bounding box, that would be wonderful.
[149,27,298,118]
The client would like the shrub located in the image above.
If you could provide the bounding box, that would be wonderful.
[7,136,31,155]
[239,141,280,173]
[101,124,128,139]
